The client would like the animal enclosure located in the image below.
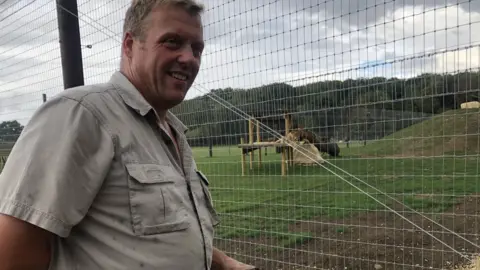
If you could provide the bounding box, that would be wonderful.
[1,0,480,269]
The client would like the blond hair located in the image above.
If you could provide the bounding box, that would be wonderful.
[123,0,204,41]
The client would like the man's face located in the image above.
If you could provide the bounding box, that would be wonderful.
[124,5,204,110]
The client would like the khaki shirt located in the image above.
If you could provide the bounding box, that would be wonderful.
[0,71,220,270]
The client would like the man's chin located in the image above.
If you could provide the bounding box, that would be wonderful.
[165,95,186,108]
[157,87,188,108]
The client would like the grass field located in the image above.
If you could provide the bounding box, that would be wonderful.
[193,144,480,269]
[192,109,480,269]
[193,144,478,236]
[0,150,8,171]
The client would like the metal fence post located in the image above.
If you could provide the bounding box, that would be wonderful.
[55,0,84,90]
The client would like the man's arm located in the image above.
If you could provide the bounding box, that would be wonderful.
[0,214,53,270]
[211,247,257,270]
[211,247,229,269]
[0,96,114,269]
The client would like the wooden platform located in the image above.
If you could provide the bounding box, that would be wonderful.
[238,142,289,148]
[238,114,294,176]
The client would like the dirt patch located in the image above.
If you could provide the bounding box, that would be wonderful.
[215,196,480,270]
[456,256,480,270]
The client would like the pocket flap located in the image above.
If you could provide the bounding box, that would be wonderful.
[125,163,174,184]
[195,170,209,186]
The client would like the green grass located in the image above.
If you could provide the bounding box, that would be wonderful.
[0,151,8,172]
[193,110,480,246]
[352,109,480,157]
[193,145,480,246]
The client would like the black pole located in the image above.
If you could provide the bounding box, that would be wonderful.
[208,124,213,158]
[56,0,84,89]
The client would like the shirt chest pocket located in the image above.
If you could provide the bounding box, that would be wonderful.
[125,163,190,235]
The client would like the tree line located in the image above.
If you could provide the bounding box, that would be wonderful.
[171,71,479,146]
[0,121,23,144]
[1,72,478,146]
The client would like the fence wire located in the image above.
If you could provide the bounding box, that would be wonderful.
[2,0,480,269]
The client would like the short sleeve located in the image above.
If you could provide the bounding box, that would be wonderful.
[0,96,114,237]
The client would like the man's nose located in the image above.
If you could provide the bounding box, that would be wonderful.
[177,46,198,66]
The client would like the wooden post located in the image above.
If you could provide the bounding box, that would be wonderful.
[281,146,286,176]
[284,114,290,135]
[0,156,5,169]
[256,120,262,168]
[289,116,294,166]
[240,137,245,176]
[284,113,293,168]
[248,118,254,170]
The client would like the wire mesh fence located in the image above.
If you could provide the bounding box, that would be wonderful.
[2,0,480,269]
[0,0,61,140]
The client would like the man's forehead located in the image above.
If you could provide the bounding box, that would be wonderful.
[146,8,203,40]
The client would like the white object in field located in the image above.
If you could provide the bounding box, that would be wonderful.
[460,101,480,109]
[292,141,325,165]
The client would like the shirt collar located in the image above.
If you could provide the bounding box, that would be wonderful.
[109,71,188,133]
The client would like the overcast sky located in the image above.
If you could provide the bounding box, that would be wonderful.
[1,0,480,125]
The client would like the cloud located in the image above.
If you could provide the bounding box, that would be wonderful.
[0,0,128,125]
[0,1,62,124]
[1,0,479,126]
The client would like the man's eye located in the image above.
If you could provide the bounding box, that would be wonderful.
[164,38,180,46]
[193,48,203,58]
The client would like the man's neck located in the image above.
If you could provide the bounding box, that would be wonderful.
[154,109,168,125]
[155,110,173,139]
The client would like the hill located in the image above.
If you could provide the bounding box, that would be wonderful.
[171,71,479,147]
[0,142,14,156]
[360,109,480,157]
[0,142,15,150]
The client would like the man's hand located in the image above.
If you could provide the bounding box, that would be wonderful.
[212,247,257,270]
[219,256,257,270]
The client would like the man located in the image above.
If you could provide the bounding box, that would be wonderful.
[0,0,256,269]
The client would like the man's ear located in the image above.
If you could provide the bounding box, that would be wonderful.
[122,32,135,59]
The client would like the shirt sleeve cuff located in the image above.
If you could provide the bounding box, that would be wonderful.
[0,199,71,237]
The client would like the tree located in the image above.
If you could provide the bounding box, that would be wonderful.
[0,120,24,142]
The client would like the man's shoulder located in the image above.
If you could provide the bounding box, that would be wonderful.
[35,81,129,132]
[45,80,128,117]
[53,82,116,105]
